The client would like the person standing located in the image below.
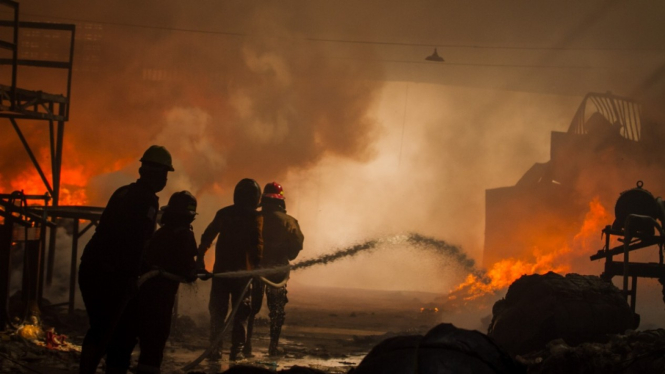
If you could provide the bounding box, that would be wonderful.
[247,182,304,357]
[78,145,174,374]
[197,178,263,361]
[135,191,199,374]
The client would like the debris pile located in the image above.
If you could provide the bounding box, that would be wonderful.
[0,330,80,373]
[518,329,665,374]
[488,272,638,355]
[350,323,524,374]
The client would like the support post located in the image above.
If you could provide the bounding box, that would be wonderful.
[0,217,13,329]
[68,218,78,314]
[22,238,41,320]
[631,276,638,313]
[53,116,65,207]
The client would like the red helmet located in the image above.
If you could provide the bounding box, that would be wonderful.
[263,182,285,200]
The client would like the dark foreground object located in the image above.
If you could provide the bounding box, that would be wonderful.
[519,329,665,374]
[192,365,326,374]
[350,323,524,374]
[488,272,638,355]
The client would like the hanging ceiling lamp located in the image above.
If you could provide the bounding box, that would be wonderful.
[425,48,444,62]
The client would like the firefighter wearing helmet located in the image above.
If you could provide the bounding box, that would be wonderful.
[132,191,199,373]
[247,182,304,357]
[78,145,174,374]
[197,178,263,361]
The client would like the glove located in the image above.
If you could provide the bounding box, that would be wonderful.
[184,269,198,283]
[198,269,213,281]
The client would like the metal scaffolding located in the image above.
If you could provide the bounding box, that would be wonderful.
[0,0,77,329]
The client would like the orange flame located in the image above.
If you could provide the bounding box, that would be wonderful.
[8,165,89,206]
[451,197,610,303]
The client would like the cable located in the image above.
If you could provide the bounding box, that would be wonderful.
[15,11,665,53]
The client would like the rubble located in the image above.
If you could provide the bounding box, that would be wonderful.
[488,272,638,356]
[0,330,81,373]
[351,323,524,374]
[519,329,665,374]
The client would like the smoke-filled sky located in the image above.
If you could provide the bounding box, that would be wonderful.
[3,0,665,300]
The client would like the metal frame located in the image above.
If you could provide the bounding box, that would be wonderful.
[0,1,80,327]
[28,206,103,313]
[0,3,76,207]
[0,192,55,329]
[590,218,665,313]
[568,92,643,142]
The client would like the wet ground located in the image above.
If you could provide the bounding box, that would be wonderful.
[0,285,451,374]
[161,285,447,373]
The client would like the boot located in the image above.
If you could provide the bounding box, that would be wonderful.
[78,342,103,374]
[242,341,255,358]
[229,349,245,361]
[136,363,161,374]
[105,366,128,374]
[268,340,282,357]
[208,342,222,361]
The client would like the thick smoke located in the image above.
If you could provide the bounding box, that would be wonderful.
[1,1,383,205]
[3,2,665,306]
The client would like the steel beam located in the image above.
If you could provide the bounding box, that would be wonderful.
[10,118,54,195]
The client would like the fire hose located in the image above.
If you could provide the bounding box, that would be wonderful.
[145,233,468,370]
[181,278,252,372]
[138,265,292,288]
[136,266,291,371]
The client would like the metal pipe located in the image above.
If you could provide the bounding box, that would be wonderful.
[631,276,637,313]
[623,219,631,300]
[68,218,78,314]
[65,23,75,120]
[46,223,56,286]
[0,216,13,329]
[9,0,17,111]
[53,116,65,207]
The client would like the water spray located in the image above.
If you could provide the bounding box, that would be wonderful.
[142,232,488,283]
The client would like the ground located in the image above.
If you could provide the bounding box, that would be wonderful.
[0,285,453,374]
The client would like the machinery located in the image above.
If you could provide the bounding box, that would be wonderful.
[484,92,665,268]
[590,181,665,313]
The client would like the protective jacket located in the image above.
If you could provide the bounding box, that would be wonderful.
[135,224,197,373]
[142,225,198,293]
[261,205,304,282]
[199,205,263,272]
[81,180,158,279]
[78,179,158,374]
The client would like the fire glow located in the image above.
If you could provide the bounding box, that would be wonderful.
[450,197,611,302]
[7,165,89,206]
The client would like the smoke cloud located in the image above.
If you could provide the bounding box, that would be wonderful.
[2,2,665,327]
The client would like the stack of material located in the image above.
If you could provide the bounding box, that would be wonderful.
[488,272,638,355]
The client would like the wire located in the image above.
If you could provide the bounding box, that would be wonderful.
[17,11,665,53]
[367,58,614,69]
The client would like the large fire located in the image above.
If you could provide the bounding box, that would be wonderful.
[2,142,96,206]
[8,166,89,206]
[450,197,611,303]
